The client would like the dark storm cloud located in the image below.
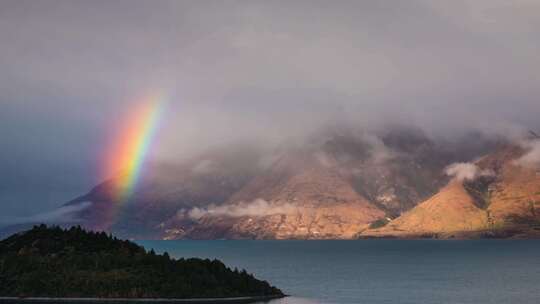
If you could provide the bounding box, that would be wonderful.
[0,0,539,217]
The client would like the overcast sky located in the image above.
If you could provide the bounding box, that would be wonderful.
[1,0,539,218]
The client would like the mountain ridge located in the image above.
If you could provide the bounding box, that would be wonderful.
[360,143,540,238]
[3,127,539,240]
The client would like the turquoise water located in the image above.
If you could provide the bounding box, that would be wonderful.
[136,240,540,304]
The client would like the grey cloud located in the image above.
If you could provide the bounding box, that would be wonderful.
[0,202,92,227]
[1,0,539,217]
[516,140,540,169]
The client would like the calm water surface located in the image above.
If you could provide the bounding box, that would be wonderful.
[136,240,540,304]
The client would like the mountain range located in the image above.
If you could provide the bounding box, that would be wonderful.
[4,126,540,240]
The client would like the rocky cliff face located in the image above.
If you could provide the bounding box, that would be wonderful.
[361,143,540,238]
[14,127,538,240]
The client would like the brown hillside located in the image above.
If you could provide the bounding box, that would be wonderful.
[166,151,385,239]
[362,143,540,238]
[361,180,488,238]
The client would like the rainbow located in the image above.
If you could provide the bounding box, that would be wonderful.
[105,93,166,203]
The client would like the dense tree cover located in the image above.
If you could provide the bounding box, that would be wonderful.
[0,225,283,298]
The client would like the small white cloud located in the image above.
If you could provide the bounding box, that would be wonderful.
[314,151,334,167]
[444,162,493,181]
[515,140,540,168]
[258,152,282,169]
[364,133,395,164]
[179,199,297,220]
[191,159,214,174]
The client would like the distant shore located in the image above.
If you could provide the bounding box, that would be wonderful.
[0,295,285,304]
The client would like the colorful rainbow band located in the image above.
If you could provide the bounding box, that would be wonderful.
[106,93,166,203]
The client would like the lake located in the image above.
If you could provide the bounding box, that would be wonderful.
[137,240,540,304]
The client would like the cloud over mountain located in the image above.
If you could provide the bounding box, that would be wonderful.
[444,162,494,181]
[179,199,297,220]
[516,140,540,169]
[1,0,539,220]
[0,202,92,227]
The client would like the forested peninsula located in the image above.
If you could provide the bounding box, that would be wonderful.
[0,225,283,300]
